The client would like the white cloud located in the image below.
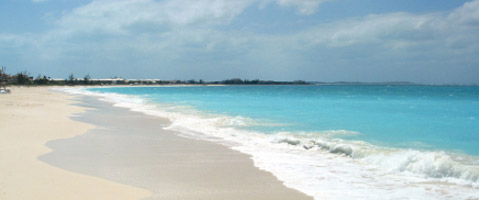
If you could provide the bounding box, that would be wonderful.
[32,0,48,3]
[51,0,327,36]
[299,13,439,48]
[296,0,479,51]
[2,0,479,83]
[448,0,479,25]
[0,34,37,48]
[162,0,255,25]
[48,0,259,38]
[275,0,326,15]
[19,0,479,54]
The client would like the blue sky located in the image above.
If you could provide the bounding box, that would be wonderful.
[1,0,478,84]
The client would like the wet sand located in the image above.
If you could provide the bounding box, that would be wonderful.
[40,95,313,200]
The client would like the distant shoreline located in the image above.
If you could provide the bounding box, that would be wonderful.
[2,71,477,87]
[4,82,478,88]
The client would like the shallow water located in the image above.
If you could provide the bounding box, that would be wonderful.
[90,85,479,154]
[65,85,479,199]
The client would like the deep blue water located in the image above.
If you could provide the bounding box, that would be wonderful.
[90,85,479,155]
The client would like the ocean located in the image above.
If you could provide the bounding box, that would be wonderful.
[66,85,479,199]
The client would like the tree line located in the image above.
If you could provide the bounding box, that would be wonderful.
[0,70,93,86]
[0,69,309,86]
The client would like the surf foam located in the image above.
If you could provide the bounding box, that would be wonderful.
[59,87,479,200]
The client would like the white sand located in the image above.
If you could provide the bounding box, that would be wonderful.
[0,87,151,200]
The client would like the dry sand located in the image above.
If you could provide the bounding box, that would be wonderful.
[0,87,151,199]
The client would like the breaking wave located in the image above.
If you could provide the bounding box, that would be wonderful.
[58,87,479,200]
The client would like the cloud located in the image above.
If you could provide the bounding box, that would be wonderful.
[275,0,326,15]
[448,0,479,25]
[162,0,255,25]
[21,0,479,56]
[1,0,478,83]
[0,34,37,48]
[32,0,48,3]
[46,0,268,41]
[297,0,479,51]
[47,0,475,50]
[299,13,440,48]
[51,0,327,36]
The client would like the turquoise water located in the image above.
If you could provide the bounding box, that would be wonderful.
[90,85,479,155]
[81,85,479,199]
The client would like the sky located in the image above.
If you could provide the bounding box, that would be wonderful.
[0,0,478,84]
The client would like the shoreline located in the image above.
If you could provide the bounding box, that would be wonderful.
[39,94,313,199]
[0,87,151,199]
[1,87,312,199]
[66,85,479,200]
[5,86,477,199]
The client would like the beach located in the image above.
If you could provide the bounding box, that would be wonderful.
[0,87,312,200]
[0,87,151,199]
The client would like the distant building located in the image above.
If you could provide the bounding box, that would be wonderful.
[90,78,126,85]
[126,79,162,84]
[49,78,66,82]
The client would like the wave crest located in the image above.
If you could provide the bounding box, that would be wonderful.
[60,87,479,199]
[269,133,479,187]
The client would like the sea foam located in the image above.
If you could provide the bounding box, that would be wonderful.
[59,87,479,200]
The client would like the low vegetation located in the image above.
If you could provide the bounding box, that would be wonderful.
[0,68,309,86]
